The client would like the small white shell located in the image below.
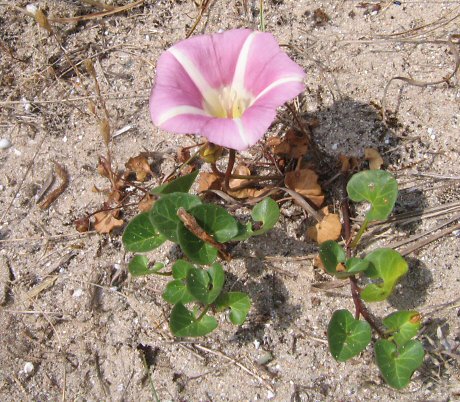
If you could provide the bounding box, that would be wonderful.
[0,138,12,150]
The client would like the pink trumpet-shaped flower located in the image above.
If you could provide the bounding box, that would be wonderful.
[149,29,305,151]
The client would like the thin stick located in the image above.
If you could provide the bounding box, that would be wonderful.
[192,344,275,392]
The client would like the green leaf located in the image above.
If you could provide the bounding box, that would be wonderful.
[177,224,218,265]
[361,249,408,302]
[188,204,239,243]
[151,170,199,195]
[150,193,202,242]
[319,241,346,275]
[172,259,194,279]
[383,311,422,347]
[186,263,225,304]
[375,339,424,389]
[328,309,372,362]
[345,258,370,274]
[347,170,398,221]
[128,255,164,277]
[170,303,218,337]
[215,292,251,325]
[122,212,167,252]
[232,198,280,240]
[162,280,196,304]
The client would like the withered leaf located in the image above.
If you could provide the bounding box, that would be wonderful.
[94,211,124,234]
[364,148,384,170]
[284,169,324,207]
[125,154,152,182]
[307,212,342,244]
[198,172,222,193]
[177,147,191,163]
[75,216,90,233]
[273,129,309,159]
[138,193,155,212]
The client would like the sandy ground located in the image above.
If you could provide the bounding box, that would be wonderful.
[0,0,459,400]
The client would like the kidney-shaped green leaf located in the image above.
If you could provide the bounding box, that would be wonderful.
[151,170,199,195]
[347,170,398,221]
[328,309,372,362]
[188,204,239,243]
[172,259,194,279]
[122,212,167,252]
[319,241,346,275]
[375,339,424,389]
[162,279,196,304]
[186,263,225,304]
[383,311,421,347]
[177,224,218,265]
[150,193,202,242]
[232,198,280,241]
[215,292,251,325]
[361,248,408,302]
[169,303,218,337]
[128,255,164,277]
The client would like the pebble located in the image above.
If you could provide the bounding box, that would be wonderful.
[24,362,34,375]
[73,288,83,298]
[0,138,12,150]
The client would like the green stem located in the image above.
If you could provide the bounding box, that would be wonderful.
[350,216,369,248]
[224,149,236,192]
[197,304,211,321]
[154,271,173,277]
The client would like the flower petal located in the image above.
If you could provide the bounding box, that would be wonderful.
[172,29,253,90]
[244,33,305,100]
[200,118,250,151]
[150,52,208,128]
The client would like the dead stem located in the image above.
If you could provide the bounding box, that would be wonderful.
[224,149,236,192]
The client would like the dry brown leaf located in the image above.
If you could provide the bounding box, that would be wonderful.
[364,148,384,170]
[273,129,309,159]
[228,165,251,198]
[125,154,152,182]
[138,194,155,212]
[198,172,222,193]
[94,211,124,234]
[307,213,342,244]
[339,154,350,172]
[75,216,90,232]
[284,169,324,207]
[177,147,191,163]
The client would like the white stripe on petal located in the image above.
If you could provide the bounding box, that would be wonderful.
[157,105,210,125]
[231,32,259,94]
[168,47,217,106]
[234,119,250,148]
[253,76,304,103]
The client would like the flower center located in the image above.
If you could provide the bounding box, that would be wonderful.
[203,86,253,119]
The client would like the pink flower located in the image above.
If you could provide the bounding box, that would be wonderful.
[150,29,305,151]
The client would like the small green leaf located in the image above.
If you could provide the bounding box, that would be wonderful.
[215,292,251,325]
[170,303,218,337]
[128,255,164,277]
[188,204,239,243]
[319,241,346,275]
[328,309,372,362]
[375,339,424,389]
[361,249,408,302]
[162,280,196,304]
[383,311,422,347]
[122,212,167,252]
[347,170,398,221]
[151,170,199,195]
[232,198,280,240]
[177,224,218,265]
[345,258,370,274]
[150,193,202,242]
[186,263,225,304]
[172,259,194,279]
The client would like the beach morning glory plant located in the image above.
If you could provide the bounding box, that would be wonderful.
[150,29,305,151]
